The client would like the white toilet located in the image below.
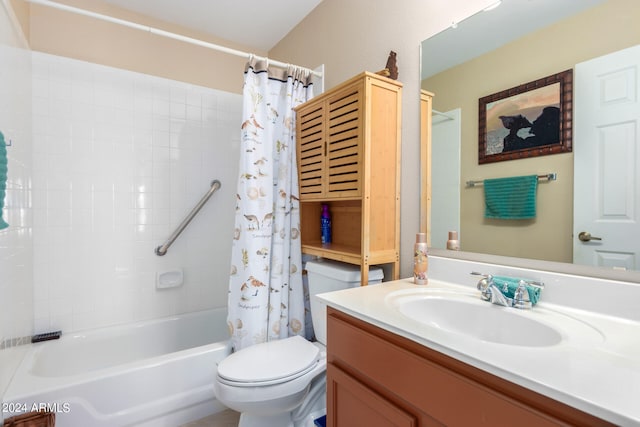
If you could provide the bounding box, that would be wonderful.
[214,259,383,427]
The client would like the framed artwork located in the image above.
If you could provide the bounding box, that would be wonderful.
[478,69,573,164]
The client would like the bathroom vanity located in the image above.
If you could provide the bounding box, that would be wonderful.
[318,256,640,426]
[326,308,610,426]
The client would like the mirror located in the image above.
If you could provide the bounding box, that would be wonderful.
[420,0,640,281]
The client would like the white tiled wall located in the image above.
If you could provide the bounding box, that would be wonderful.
[0,23,33,344]
[30,53,241,334]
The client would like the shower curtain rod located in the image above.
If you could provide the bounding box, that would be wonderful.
[25,0,322,77]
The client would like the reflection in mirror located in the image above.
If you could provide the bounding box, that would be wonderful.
[420,0,640,281]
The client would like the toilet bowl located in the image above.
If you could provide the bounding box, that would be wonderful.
[214,336,326,427]
[214,259,383,427]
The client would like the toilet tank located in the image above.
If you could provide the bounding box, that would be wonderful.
[305,259,383,345]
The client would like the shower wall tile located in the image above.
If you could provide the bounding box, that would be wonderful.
[0,40,34,346]
[31,52,241,334]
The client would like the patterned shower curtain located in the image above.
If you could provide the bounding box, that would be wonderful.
[228,58,314,351]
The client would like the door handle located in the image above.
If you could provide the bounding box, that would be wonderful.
[578,231,602,242]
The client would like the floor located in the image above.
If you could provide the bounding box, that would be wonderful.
[179,409,240,427]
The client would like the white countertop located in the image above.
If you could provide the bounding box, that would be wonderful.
[317,277,640,426]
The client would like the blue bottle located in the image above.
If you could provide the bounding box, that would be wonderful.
[321,204,332,244]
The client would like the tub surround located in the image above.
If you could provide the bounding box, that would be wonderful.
[317,255,640,426]
[27,52,241,335]
[0,25,34,356]
[1,42,241,427]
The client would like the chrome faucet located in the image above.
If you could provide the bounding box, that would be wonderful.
[476,275,510,307]
[472,273,544,309]
[513,279,545,309]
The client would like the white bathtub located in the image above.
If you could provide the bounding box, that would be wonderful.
[2,308,232,427]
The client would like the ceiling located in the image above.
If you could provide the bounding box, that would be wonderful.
[97,0,323,51]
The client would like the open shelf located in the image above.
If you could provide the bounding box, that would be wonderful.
[301,241,362,265]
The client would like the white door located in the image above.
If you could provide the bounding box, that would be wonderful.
[574,44,640,270]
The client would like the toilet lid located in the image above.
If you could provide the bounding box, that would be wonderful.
[217,335,320,386]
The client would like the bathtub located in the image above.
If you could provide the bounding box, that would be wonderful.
[2,308,232,427]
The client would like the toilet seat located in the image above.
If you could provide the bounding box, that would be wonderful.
[217,336,320,387]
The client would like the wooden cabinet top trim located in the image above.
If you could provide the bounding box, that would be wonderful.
[294,72,402,112]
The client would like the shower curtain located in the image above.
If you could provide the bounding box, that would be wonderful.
[228,57,314,351]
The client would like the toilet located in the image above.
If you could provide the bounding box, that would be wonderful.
[214,259,383,427]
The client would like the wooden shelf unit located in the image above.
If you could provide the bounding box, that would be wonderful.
[295,72,402,285]
[420,90,434,244]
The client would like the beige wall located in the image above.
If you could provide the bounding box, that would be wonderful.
[2,0,27,47]
[23,0,264,94]
[422,0,640,263]
[270,0,493,277]
[8,0,29,42]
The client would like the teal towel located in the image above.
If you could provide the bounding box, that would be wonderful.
[484,175,538,219]
[0,131,8,230]
[492,276,541,305]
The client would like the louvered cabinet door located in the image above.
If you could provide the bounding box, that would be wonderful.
[325,82,363,198]
[297,102,326,199]
[296,82,363,200]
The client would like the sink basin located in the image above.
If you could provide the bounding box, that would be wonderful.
[393,294,562,347]
[385,288,606,347]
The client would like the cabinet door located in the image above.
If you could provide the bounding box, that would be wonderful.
[297,82,363,200]
[298,101,326,199]
[325,84,363,198]
[327,363,417,427]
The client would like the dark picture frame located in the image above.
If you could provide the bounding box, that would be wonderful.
[478,69,573,164]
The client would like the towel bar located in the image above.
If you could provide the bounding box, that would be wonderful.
[466,173,556,188]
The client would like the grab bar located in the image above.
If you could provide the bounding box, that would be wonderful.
[155,180,221,256]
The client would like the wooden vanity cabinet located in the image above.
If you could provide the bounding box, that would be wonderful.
[326,307,614,427]
[295,72,402,285]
